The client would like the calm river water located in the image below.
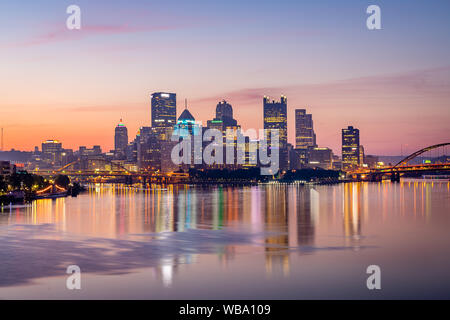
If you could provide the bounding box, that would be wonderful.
[0,180,449,299]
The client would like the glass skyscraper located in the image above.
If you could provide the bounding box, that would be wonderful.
[342,126,360,170]
[114,119,128,159]
[207,100,238,132]
[151,92,177,129]
[206,100,240,169]
[263,95,288,171]
[263,96,287,148]
[295,109,316,149]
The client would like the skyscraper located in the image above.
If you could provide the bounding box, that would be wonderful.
[206,100,241,169]
[172,105,202,171]
[114,119,128,159]
[207,100,238,132]
[342,126,360,170]
[138,127,162,171]
[360,145,365,165]
[215,100,233,121]
[42,139,63,167]
[263,95,288,170]
[151,92,177,129]
[175,108,198,136]
[263,96,287,147]
[295,109,316,149]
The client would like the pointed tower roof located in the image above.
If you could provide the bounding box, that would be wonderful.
[178,109,195,121]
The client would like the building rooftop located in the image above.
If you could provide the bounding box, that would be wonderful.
[178,109,195,121]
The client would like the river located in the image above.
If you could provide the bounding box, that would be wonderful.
[0,180,449,299]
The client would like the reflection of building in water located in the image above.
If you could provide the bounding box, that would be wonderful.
[264,186,290,276]
[343,183,362,244]
[217,245,237,267]
[176,186,198,232]
[294,187,316,247]
[153,254,195,288]
[212,187,224,230]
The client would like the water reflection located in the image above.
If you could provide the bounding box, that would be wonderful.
[0,180,449,291]
[343,183,362,244]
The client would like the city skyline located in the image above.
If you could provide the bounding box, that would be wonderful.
[1,0,449,154]
[1,90,448,158]
[1,1,450,304]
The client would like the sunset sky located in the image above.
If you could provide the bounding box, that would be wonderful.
[1,0,449,155]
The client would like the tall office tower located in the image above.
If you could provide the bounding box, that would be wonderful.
[138,128,162,171]
[136,126,151,170]
[42,139,63,167]
[151,92,177,129]
[126,141,138,163]
[114,119,128,159]
[359,145,365,167]
[342,126,360,170]
[295,109,316,149]
[263,95,288,171]
[216,100,233,121]
[206,100,240,169]
[175,108,198,136]
[173,106,203,171]
[207,100,238,131]
[263,96,287,147]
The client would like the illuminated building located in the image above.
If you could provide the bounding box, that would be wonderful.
[61,149,75,166]
[286,143,297,170]
[207,100,238,132]
[364,155,379,168]
[206,100,241,169]
[342,126,360,170]
[295,109,316,149]
[126,141,138,163]
[359,145,365,167]
[151,92,177,129]
[292,148,309,168]
[160,140,180,173]
[41,139,63,167]
[307,147,333,169]
[114,119,128,159]
[79,145,102,157]
[243,137,258,168]
[172,105,203,171]
[332,155,342,170]
[263,95,288,170]
[175,108,199,136]
[138,127,162,171]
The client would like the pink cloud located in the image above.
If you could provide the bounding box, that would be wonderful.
[189,66,450,155]
[1,24,181,49]
[66,103,147,113]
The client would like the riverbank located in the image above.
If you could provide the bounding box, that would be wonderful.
[0,183,87,205]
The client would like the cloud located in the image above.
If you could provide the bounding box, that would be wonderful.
[189,66,450,154]
[66,103,147,113]
[191,66,450,111]
[1,24,182,49]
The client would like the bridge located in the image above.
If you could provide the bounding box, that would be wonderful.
[349,143,450,182]
[35,158,190,184]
